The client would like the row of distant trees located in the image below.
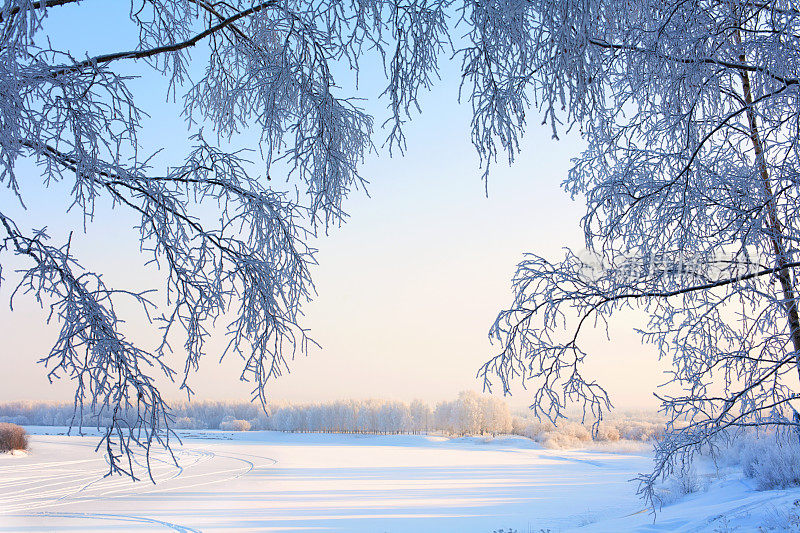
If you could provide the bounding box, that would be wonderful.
[179,400,664,446]
[0,391,667,447]
[0,391,513,437]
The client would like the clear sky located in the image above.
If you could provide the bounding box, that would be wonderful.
[0,1,664,410]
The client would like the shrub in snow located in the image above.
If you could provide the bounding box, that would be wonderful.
[740,435,800,490]
[762,501,800,531]
[615,419,664,441]
[0,423,28,452]
[509,412,665,449]
[538,423,592,449]
[172,417,198,430]
[594,424,620,442]
[653,466,709,506]
[700,429,800,489]
[219,418,251,431]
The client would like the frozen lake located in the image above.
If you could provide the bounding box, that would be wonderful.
[5,429,794,532]
[0,430,653,532]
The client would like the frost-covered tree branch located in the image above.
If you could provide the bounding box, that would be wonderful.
[476,0,800,511]
[0,210,174,480]
[0,0,455,479]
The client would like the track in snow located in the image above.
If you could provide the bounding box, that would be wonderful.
[1,432,659,532]
[0,435,277,530]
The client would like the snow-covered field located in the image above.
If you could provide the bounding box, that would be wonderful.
[0,429,796,532]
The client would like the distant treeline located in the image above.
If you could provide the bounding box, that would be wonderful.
[0,392,665,446]
[0,391,513,436]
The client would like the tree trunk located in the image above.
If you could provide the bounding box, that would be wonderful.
[738,67,800,383]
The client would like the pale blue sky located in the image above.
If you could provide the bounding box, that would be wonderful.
[0,1,664,409]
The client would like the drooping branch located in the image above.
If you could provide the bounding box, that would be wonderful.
[53,0,279,74]
[0,210,176,481]
[585,36,800,87]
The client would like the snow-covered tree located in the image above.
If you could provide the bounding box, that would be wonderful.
[0,0,451,479]
[431,391,511,435]
[478,0,800,508]
[409,399,431,434]
[485,396,512,435]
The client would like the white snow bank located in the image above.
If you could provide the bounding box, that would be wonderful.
[4,430,794,531]
[0,431,651,532]
[574,474,800,532]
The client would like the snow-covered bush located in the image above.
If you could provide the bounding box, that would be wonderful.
[594,424,620,442]
[0,423,28,452]
[672,429,800,499]
[739,435,800,490]
[509,411,665,449]
[652,466,709,507]
[172,417,199,430]
[616,419,664,442]
[536,422,592,449]
[762,501,800,531]
[219,418,251,432]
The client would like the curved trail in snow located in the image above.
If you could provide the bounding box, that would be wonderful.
[0,438,278,527]
[14,511,203,533]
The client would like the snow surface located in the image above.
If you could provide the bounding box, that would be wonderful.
[0,429,796,531]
